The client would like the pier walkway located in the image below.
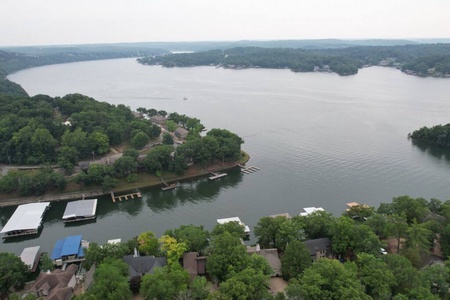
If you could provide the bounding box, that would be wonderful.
[111,190,142,202]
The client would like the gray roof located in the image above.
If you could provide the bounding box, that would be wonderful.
[20,246,41,270]
[123,255,167,278]
[1,202,50,234]
[62,199,97,220]
[303,238,331,256]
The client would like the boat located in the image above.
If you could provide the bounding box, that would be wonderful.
[183,97,188,100]
[62,199,97,223]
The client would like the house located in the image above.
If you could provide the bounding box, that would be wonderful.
[247,245,282,277]
[174,127,189,140]
[182,252,207,280]
[28,264,78,300]
[122,254,167,279]
[150,115,167,125]
[303,237,332,261]
[51,235,87,266]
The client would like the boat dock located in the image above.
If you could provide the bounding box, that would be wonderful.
[110,190,142,202]
[160,177,179,191]
[238,164,260,174]
[208,172,227,180]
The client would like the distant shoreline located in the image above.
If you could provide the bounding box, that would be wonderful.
[0,152,250,208]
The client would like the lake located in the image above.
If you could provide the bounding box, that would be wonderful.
[2,59,450,254]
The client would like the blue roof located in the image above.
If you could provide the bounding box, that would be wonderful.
[51,239,64,260]
[51,235,82,260]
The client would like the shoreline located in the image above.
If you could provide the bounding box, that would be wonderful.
[0,152,250,208]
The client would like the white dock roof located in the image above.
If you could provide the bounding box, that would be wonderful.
[20,246,40,269]
[217,217,250,233]
[62,199,97,220]
[299,207,324,217]
[217,217,242,225]
[0,202,50,234]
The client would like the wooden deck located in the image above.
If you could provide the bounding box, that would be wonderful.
[111,190,142,202]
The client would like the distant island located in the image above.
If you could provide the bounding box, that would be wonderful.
[137,44,450,77]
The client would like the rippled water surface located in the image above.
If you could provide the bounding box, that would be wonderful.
[3,59,450,254]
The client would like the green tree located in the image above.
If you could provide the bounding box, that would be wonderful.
[140,265,189,300]
[292,259,370,300]
[31,128,58,162]
[0,253,29,300]
[356,253,395,299]
[420,264,449,298]
[218,267,270,300]
[84,242,130,270]
[189,276,211,300]
[211,221,246,239]
[88,131,110,155]
[303,210,335,239]
[159,235,188,266]
[61,128,88,156]
[130,131,150,148]
[206,232,248,282]
[281,239,312,280]
[254,216,288,249]
[162,132,174,145]
[382,254,419,296]
[166,120,177,132]
[165,224,210,253]
[39,253,54,272]
[89,260,131,300]
[113,156,138,177]
[405,220,432,253]
[137,231,159,256]
[386,214,408,253]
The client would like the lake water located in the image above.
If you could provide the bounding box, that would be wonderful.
[3,59,450,254]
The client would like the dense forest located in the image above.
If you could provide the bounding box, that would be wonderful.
[138,44,450,77]
[409,123,450,149]
[4,195,450,299]
[0,93,244,196]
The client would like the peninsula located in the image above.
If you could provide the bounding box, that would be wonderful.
[0,92,248,206]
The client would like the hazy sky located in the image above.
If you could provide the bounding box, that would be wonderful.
[1,0,449,46]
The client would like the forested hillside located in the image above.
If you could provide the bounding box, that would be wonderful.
[138,44,450,77]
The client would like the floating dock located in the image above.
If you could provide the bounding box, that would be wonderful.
[208,172,227,180]
[111,190,142,202]
[62,199,98,223]
[160,177,179,191]
[238,165,260,174]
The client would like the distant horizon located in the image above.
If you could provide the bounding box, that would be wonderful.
[2,37,450,49]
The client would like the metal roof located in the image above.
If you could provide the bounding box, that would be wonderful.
[62,199,97,220]
[20,246,41,269]
[0,202,50,234]
[51,235,82,260]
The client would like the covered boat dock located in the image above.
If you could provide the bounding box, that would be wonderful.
[217,216,251,235]
[62,199,97,222]
[0,202,50,238]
